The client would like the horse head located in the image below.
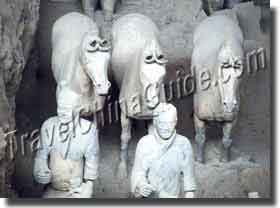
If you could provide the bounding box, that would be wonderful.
[217,40,244,115]
[139,40,167,109]
[80,31,111,96]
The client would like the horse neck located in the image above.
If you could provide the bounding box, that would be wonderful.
[122,51,141,90]
[72,58,92,95]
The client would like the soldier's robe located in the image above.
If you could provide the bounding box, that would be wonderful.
[131,131,196,198]
[34,116,99,197]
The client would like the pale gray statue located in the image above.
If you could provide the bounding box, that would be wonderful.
[52,12,111,120]
[111,13,167,178]
[131,103,196,198]
[33,90,100,198]
[192,15,244,163]
[50,0,120,21]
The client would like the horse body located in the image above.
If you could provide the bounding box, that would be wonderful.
[111,13,167,178]
[192,15,244,163]
[51,12,111,118]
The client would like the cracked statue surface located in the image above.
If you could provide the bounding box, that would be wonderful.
[131,103,196,198]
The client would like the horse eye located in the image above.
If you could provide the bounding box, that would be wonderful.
[103,39,109,45]
[222,63,231,68]
[234,65,242,70]
[234,61,242,68]
[90,40,97,48]
[157,54,165,60]
[146,55,153,60]
[145,55,154,63]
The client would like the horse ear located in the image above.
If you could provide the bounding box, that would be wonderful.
[221,41,231,53]
[220,40,244,60]
[149,39,156,50]
[218,41,233,62]
[144,39,157,52]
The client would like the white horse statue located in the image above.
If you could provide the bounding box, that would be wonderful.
[192,15,244,163]
[51,12,111,120]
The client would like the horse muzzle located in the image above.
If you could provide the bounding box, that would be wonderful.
[146,96,159,109]
[223,99,238,114]
[95,81,111,96]
[144,83,160,109]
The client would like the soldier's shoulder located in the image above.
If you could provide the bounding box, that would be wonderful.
[137,134,155,146]
[41,116,58,129]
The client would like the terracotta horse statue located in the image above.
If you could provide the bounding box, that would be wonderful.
[51,12,111,120]
[192,15,244,163]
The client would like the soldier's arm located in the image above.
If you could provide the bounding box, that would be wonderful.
[181,140,196,197]
[74,127,99,198]
[131,138,153,198]
[35,124,52,160]
[33,123,53,184]
[84,127,99,182]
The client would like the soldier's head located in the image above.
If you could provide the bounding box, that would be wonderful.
[153,103,177,140]
[56,87,82,124]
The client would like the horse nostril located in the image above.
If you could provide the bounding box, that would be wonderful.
[107,82,111,88]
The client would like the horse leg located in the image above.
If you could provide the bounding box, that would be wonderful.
[221,120,236,162]
[116,112,131,179]
[100,0,118,21]
[194,114,206,163]
[81,0,98,20]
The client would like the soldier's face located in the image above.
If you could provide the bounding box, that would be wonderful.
[155,120,177,140]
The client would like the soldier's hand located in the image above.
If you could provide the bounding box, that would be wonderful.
[70,181,94,198]
[184,191,195,198]
[34,166,52,184]
[138,182,155,197]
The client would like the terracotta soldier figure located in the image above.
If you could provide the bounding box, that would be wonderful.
[33,90,100,198]
[131,103,196,198]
